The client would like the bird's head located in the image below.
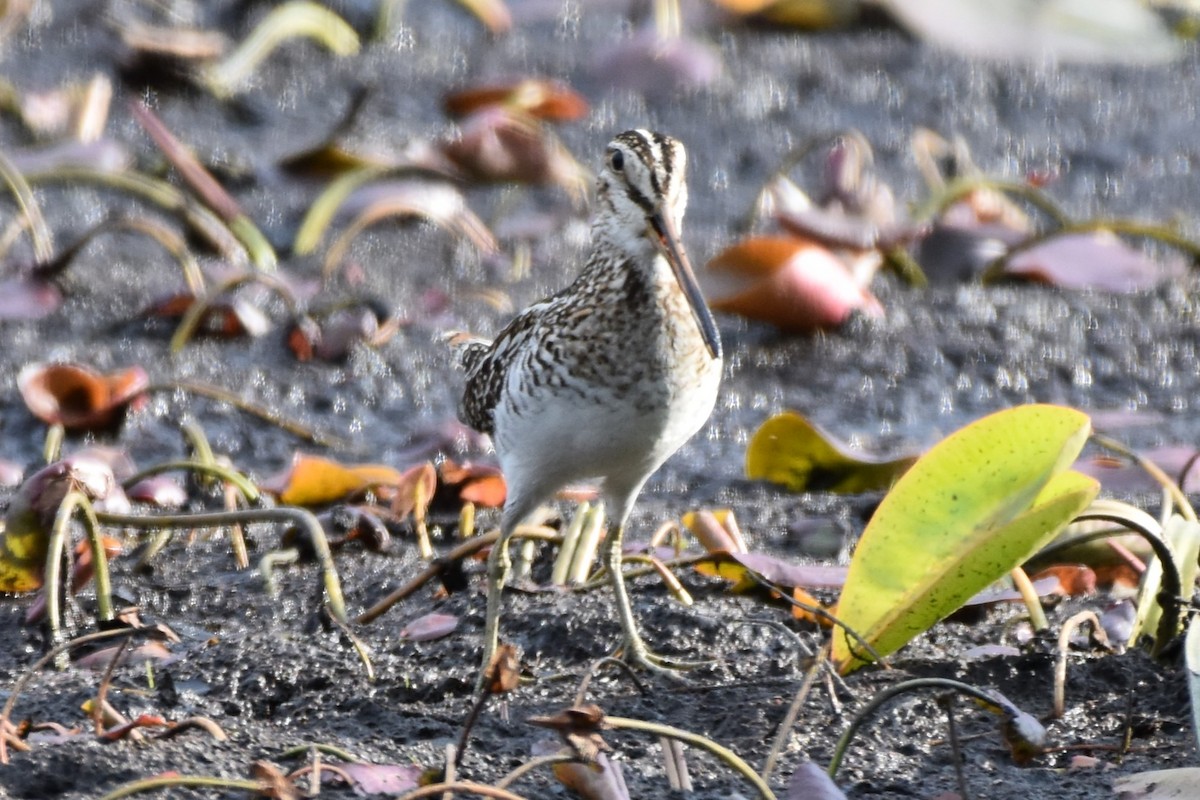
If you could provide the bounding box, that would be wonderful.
[596,129,720,360]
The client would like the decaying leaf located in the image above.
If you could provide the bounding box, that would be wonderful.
[328,762,422,795]
[529,704,611,761]
[707,237,883,333]
[746,411,916,493]
[142,292,272,341]
[398,612,459,642]
[286,305,400,362]
[438,459,506,508]
[441,108,587,198]
[444,78,588,122]
[1,455,124,593]
[261,453,407,507]
[482,642,520,695]
[1000,230,1184,291]
[18,362,149,432]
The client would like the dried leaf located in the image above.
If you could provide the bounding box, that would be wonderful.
[707,237,883,333]
[439,459,506,508]
[1002,231,1183,291]
[399,612,459,642]
[0,277,62,321]
[483,642,521,695]
[444,78,588,121]
[262,453,407,507]
[786,760,848,800]
[681,509,746,553]
[17,362,149,432]
[441,108,586,197]
[529,704,611,761]
[250,760,302,800]
[331,762,422,795]
[1028,564,1096,596]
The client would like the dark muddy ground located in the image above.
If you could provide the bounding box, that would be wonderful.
[2,2,1200,798]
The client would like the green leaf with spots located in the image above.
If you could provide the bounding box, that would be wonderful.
[832,404,1099,674]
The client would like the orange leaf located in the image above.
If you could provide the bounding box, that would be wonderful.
[17,362,149,431]
[707,236,882,333]
[263,453,405,507]
[791,586,833,626]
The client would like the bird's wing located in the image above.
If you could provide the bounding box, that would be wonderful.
[454,301,551,434]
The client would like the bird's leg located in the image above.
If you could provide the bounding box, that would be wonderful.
[602,520,706,675]
[477,527,514,691]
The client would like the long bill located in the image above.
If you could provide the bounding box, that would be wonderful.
[648,209,722,360]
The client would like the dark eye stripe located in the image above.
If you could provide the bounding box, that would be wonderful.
[610,129,681,210]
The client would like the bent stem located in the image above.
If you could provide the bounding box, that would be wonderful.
[1009,566,1049,631]
[122,459,261,505]
[1072,503,1183,656]
[827,677,1016,778]
[44,490,113,659]
[169,271,300,353]
[912,175,1072,228]
[95,507,348,623]
[604,716,777,800]
[145,380,348,448]
[96,775,262,800]
[395,781,531,800]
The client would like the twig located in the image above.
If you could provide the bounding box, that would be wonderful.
[761,642,828,783]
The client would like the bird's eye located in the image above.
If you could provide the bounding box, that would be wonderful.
[609,150,624,172]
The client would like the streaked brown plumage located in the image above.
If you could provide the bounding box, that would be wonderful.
[456,129,721,680]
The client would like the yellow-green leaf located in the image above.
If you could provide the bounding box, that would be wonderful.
[746,411,917,493]
[832,404,1099,673]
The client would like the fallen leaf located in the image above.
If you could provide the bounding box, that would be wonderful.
[261,453,406,507]
[708,238,883,333]
[18,362,149,432]
[399,612,459,642]
[439,459,506,508]
[745,411,916,493]
[1,456,124,593]
[1001,230,1183,291]
[832,405,1098,673]
[441,108,586,197]
[1114,767,1200,798]
[330,762,422,795]
[786,760,847,799]
[444,78,588,121]
[0,277,62,321]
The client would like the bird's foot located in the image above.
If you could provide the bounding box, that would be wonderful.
[616,640,713,679]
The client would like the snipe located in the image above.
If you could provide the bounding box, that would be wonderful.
[456,129,722,681]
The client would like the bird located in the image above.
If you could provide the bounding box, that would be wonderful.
[455,129,722,681]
